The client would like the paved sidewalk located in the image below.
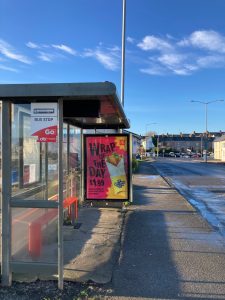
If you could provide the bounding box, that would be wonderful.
[105,161,225,299]
[63,207,123,284]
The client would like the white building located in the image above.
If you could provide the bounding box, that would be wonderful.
[214,135,225,161]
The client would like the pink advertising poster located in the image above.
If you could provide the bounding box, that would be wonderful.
[85,135,129,200]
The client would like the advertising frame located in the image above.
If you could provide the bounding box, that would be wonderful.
[84,134,130,201]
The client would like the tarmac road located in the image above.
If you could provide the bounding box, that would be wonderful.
[153,157,225,236]
[104,161,225,299]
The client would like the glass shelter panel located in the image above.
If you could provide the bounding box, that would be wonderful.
[12,104,51,200]
[11,208,58,263]
[10,102,59,267]
[1,100,82,281]
[70,126,81,200]
[47,142,59,201]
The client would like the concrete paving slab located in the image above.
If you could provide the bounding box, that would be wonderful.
[64,207,123,284]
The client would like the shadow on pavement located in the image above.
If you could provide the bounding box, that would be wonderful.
[63,207,123,284]
[110,210,181,299]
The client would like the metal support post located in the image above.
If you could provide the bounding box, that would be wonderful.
[129,133,133,203]
[1,100,12,286]
[157,135,159,157]
[45,143,48,200]
[58,99,64,289]
[121,0,126,106]
[81,129,84,202]
[205,103,208,163]
[66,124,70,198]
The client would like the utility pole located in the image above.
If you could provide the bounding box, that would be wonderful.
[121,0,126,107]
[157,135,159,157]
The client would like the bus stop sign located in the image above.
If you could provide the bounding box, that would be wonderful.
[31,103,58,142]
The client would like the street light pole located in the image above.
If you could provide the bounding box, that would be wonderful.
[157,135,159,157]
[205,102,208,133]
[121,0,126,107]
[191,99,224,163]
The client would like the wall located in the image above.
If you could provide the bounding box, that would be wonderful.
[214,141,225,161]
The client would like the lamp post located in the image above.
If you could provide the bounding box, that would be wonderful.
[191,99,224,162]
[121,0,126,107]
[157,134,160,157]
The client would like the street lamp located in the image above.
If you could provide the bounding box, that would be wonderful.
[190,99,224,162]
[156,134,160,158]
[121,0,126,107]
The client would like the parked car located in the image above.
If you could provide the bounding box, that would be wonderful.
[169,152,176,157]
[191,153,201,158]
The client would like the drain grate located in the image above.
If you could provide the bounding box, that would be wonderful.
[73,223,82,229]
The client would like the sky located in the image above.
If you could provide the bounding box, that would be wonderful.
[1,0,225,135]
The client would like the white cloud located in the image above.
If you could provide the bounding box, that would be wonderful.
[83,46,120,70]
[197,55,225,68]
[158,53,185,67]
[52,44,76,55]
[178,30,225,53]
[0,64,19,72]
[137,35,173,52]
[107,45,120,52]
[38,51,55,62]
[172,68,190,75]
[140,66,166,76]
[26,42,40,49]
[0,39,31,64]
[127,36,135,44]
[137,30,225,76]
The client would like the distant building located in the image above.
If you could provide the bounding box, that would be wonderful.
[154,131,224,153]
[214,135,225,161]
[145,136,154,150]
[123,130,143,157]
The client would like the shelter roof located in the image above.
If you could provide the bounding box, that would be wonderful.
[0,82,129,129]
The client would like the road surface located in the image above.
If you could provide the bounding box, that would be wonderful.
[153,157,225,236]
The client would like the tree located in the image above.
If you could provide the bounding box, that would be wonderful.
[152,136,157,147]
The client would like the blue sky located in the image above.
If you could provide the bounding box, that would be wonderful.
[1,0,225,135]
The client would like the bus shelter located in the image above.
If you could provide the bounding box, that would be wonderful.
[0,82,130,289]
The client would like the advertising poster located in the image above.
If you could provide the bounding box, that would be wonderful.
[85,135,129,200]
[22,113,40,185]
[31,103,58,142]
